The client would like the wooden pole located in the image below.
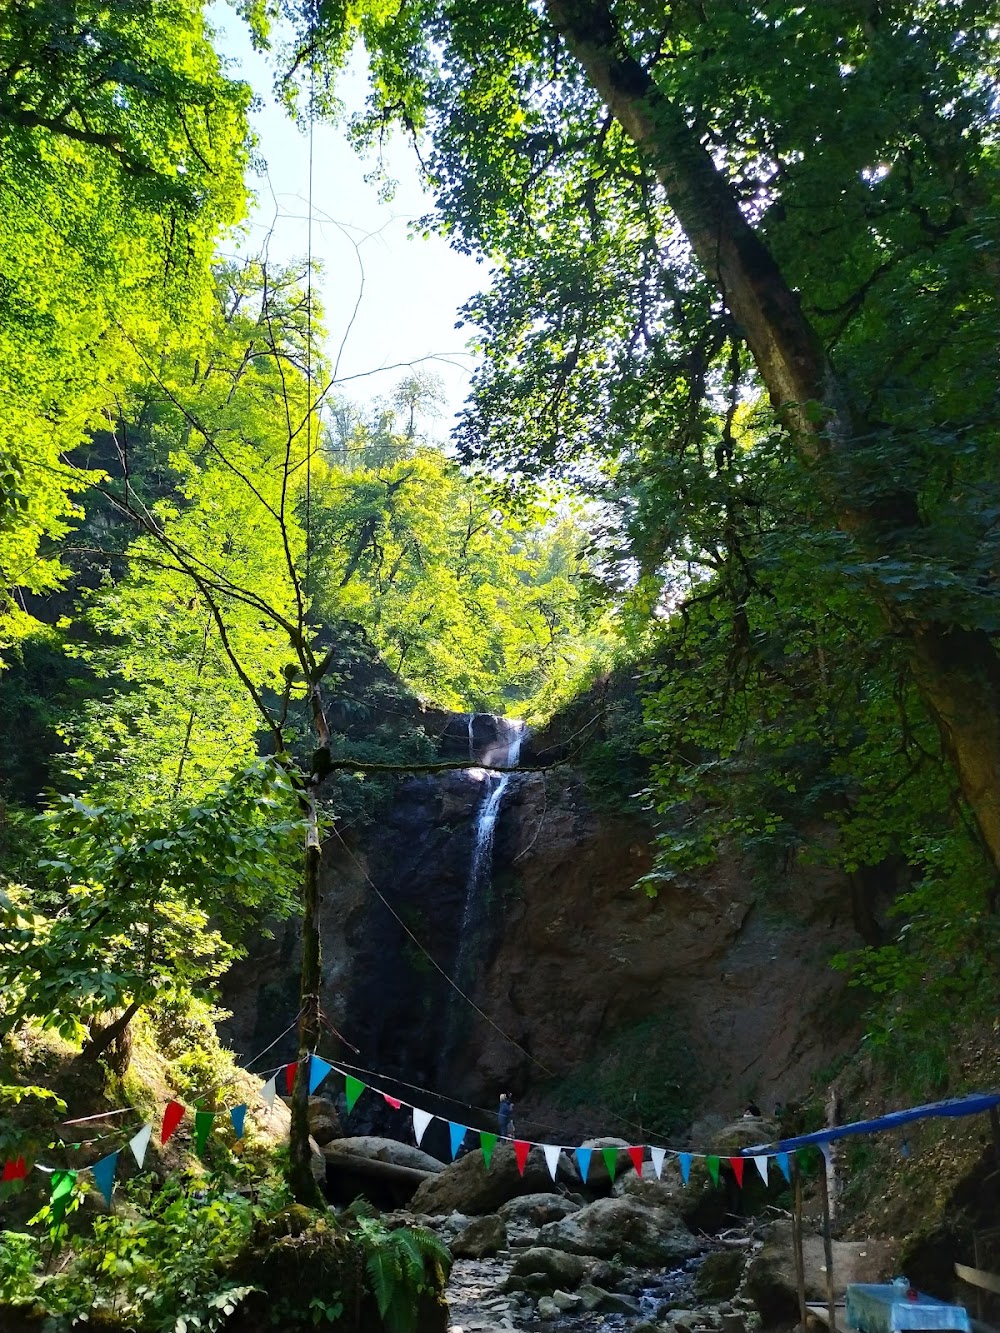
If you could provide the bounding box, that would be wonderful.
[818,1151,837,1333]
[988,1107,1000,1169]
[792,1155,808,1330]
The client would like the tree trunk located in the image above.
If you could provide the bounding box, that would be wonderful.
[81,1000,142,1067]
[288,790,325,1207]
[545,0,1000,869]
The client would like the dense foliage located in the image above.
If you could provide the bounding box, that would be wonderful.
[1,0,999,1257]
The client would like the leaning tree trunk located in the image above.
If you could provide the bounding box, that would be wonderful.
[545,0,1000,870]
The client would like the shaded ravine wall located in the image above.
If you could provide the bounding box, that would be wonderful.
[222,711,868,1142]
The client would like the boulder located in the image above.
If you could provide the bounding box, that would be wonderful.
[709,1119,780,1156]
[741,1221,895,1325]
[613,1160,686,1209]
[537,1195,701,1267]
[579,1137,632,1188]
[552,1290,583,1312]
[537,1295,559,1320]
[409,1142,576,1215]
[323,1136,444,1173]
[498,1192,582,1225]
[576,1282,642,1315]
[307,1096,342,1146]
[451,1213,507,1259]
[498,1191,581,1247]
[505,1246,587,1295]
[695,1250,747,1301]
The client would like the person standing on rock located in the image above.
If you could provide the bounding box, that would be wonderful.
[498,1092,515,1139]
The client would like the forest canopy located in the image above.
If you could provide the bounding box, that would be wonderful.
[0,0,998,1153]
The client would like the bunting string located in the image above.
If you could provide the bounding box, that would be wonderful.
[10,1017,974,1218]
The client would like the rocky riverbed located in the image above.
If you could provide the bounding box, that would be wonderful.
[445,1251,715,1333]
[329,1131,896,1333]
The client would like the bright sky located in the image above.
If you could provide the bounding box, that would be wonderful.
[209,4,486,428]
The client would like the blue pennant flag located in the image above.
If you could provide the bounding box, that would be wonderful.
[449,1122,467,1160]
[575,1147,592,1184]
[92,1151,119,1207]
[776,1151,792,1182]
[230,1104,248,1140]
[309,1056,333,1095]
[678,1152,692,1185]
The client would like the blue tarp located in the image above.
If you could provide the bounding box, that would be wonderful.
[741,1091,1000,1155]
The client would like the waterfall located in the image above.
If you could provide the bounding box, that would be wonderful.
[452,715,525,990]
[467,712,476,762]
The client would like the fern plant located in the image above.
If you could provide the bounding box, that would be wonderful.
[354,1217,451,1333]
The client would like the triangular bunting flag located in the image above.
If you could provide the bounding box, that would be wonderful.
[575,1146,592,1183]
[729,1155,745,1187]
[649,1146,666,1179]
[1,1156,27,1182]
[543,1144,561,1180]
[50,1169,77,1223]
[775,1151,791,1182]
[284,1062,298,1095]
[449,1122,467,1160]
[345,1076,365,1113]
[230,1105,248,1140]
[309,1056,333,1095]
[628,1146,644,1177]
[383,1094,402,1110]
[513,1140,530,1176]
[194,1110,215,1157]
[161,1100,185,1146]
[706,1155,721,1186]
[260,1075,277,1112]
[91,1152,119,1207]
[601,1146,618,1180]
[752,1154,769,1185]
[412,1108,433,1146]
[480,1131,497,1169]
[128,1124,152,1169]
[678,1152,692,1185]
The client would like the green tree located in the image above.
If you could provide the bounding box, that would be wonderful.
[267,0,1000,873]
[309,441,609,715]
[0,765,301,1059]
[0,0,249,653]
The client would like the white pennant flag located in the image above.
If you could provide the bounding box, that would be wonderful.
[543,1144,562,1180]
[649,1146,666,1179]
[128,1123,153,1169]
[413,1108,433,1146]
[752,1154,769,1184]
[260,1075,277,1112]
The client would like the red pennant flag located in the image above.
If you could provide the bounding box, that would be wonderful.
[628,1146,644,1177]
[161,1100,185,1146]
[284,1062,297,1094]
[2,1156,26,1181]
[729,1155,745,1187]
[383,1094,402,1110]
[513,1140,530,1176]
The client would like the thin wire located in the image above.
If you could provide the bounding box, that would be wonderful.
[329,823,554,1075]
[305,53,316,591]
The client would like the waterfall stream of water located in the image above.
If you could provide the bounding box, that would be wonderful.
[444,715,525,1064]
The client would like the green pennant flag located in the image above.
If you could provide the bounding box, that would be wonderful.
[706,1155,721,1186]
[345,1076,366,1113]
[601,1146,618,1181]
[480,1131,497,1169]
[194,1110,215,1157]
[50,1169,77,1223]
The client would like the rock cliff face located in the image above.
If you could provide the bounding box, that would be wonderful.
[223,709,866,1144]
